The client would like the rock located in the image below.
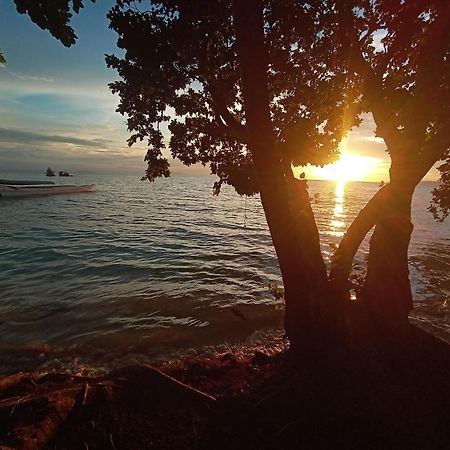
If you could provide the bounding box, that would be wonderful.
[220,353,237,364]
[252,351,271,366]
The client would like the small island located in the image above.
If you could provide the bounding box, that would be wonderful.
[45,167,55,177]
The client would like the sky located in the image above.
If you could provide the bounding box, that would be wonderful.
[0,1,438,181]
[0,0,200,176]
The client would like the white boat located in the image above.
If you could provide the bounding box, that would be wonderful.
[0,181,95,198]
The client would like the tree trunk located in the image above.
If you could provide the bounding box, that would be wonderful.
[330,142,438,340]
[359,179,415,336]
[358,149,436,338]
[260,171,331,343]
[232,0,334,346]
[283,174,335,340]
[329,185,388,301]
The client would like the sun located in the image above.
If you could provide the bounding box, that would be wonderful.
[317,153,381,182]
[296,137,385,182]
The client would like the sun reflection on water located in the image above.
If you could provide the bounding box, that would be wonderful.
[330,180,346,238]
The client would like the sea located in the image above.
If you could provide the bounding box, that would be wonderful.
[0,174,449,375]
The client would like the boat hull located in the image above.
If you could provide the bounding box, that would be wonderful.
[0,184,95,198]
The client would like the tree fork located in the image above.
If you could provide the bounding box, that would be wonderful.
[329,185,389,300]
[357,143,439,337]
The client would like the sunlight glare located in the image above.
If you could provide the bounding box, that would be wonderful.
[297,137,384,182]
[318,153,381,182]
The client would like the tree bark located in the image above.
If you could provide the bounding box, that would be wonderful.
[358,151,439,337]
[359,154,418,335]
[232,0,334,345]
[329,185,388,301]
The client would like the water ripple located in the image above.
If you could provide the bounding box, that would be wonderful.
[0,175,448,373]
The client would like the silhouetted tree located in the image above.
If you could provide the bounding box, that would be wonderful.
[331,1,450,335]
[107,0,364,345]
[13,0,450,346]
[107,0,450,344]
[13,0,96,47]
[430,157,450,221]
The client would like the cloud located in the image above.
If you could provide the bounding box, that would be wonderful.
[0,131,209,177]
[0,141,144,175]
[2,69,55,83]
[364,136,385,144]
[0,127,113,149]
[345,113,389,160]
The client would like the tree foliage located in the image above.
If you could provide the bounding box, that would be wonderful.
[343,0,450,210]
[13,0,96,47]
[429,155,450,221]
[106,0,361,191]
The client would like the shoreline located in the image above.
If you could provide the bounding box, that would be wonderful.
[0,327,286,378]
[1,324,449,449]
[0,306,448,378]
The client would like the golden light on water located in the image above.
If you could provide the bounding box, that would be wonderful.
[330,180,346,238]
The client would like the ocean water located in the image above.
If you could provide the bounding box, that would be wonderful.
[0,175,449,374]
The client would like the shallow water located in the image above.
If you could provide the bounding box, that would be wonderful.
[0,175,448,374]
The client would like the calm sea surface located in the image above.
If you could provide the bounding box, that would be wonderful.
[0,175,449,374]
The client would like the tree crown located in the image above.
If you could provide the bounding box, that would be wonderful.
[107,0,361,193]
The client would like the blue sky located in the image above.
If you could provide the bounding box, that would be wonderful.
[0,1,437,180]
[0,0,159,175]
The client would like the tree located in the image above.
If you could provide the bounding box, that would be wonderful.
[430,156,450,221]
[107,0,450,346]
[107,0,364,345]
[11,0,450,346]
[13,0,96,47]
[330,0,450,335]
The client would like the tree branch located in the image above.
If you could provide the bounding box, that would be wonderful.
[339,1,399,148]
[329,185,389,298]
[207,84,248,142]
